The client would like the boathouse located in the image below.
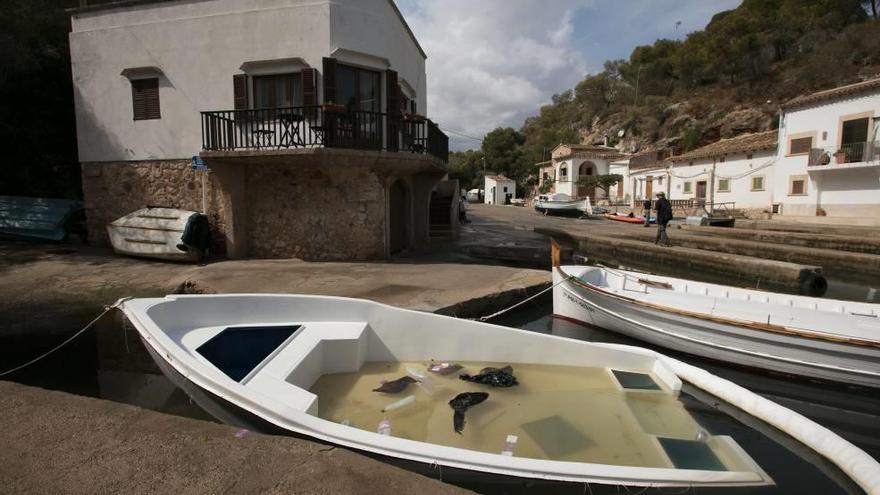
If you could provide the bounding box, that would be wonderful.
[69,0,450,260]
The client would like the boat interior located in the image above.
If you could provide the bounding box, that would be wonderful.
[565,265,880,342]
[123,294,773,485]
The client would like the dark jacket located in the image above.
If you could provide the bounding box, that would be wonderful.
[642,199,652,210]
[655,198,673,225]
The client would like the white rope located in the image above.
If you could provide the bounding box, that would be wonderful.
[470,276,572,322]
[0,298,130,378]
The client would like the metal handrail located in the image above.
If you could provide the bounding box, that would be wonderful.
[808,141,878,166]
[200,105,448,162]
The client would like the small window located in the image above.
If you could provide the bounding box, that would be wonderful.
[657,176,664,185]
[746,153,753,160]
[751,176,765,191]
[131,78,160,120]
[683,182,692,194]
[503,186,508,192]
[717,178,730,192]
[789,136,813,155]
[561,166,567,178]
[789,175,808,196]
[718,156,726,163]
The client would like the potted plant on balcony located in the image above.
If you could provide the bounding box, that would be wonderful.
[402,112,426,122]
[321,102,347,114]
[833,149,847,164]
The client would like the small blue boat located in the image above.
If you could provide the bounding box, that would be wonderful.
[0,195,84,241]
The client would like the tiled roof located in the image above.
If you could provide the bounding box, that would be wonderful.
[485,175,513,181]
[670,131,777,163]
[781,77,880,110]
[551,143,625,160]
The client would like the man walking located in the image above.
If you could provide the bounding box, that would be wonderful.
[654,192,673,246]
[642,198,652,228]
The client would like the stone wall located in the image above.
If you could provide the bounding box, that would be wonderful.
[246,163,386,260]
[80,160,228,254]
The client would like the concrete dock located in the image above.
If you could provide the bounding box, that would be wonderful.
[0,380,472,494]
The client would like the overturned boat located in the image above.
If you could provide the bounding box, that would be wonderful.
[553,263,880,389]
[119,294,880,491]
[0,195,83,241]
[108,207,209,262]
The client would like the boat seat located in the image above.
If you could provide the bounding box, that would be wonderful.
[245,321,369,416]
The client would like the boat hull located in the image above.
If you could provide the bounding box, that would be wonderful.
[108,207,201,262]
[553,269,880,389]
[604,214,654,224]
[534,199,587,217]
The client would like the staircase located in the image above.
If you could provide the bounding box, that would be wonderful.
[429,195,454,240]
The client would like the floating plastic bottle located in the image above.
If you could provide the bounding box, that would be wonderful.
[382,395,416,413]
[378,418,392,436]
[501,434,518,456]
[407,367,436,395]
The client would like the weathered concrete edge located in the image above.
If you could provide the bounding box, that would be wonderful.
[433,280,553,319]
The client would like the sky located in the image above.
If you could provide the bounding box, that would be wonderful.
[396,0,742,150]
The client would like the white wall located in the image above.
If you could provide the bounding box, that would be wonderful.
[773,92,880,216]
[70,0,427,162]
[669,149,775,210]
[483,177,515,205]
[552,157,611,198]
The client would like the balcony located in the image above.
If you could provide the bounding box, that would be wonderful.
[807,141,879,171]
[201,105,448,163]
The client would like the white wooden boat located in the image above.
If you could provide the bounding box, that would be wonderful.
[118,294,880,492]
[534,194,596,217]
[108,207,205,262]
[553,263,880,389]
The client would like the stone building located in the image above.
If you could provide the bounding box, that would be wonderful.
[69,0,450,260]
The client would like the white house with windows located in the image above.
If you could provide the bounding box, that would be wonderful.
[627,149,672,205]
[773,78,880,218]
[484,175,516,205]
[549,144,625,200]
[667,131,777,212]
[69,0,450,260]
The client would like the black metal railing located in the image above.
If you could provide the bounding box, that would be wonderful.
[808,141,879,166]
[201,105,448,163]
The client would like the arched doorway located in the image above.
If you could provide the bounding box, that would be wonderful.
[577,161,595,199]
[389,179,409,254]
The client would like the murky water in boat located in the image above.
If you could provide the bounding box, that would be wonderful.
[311,361,745,470]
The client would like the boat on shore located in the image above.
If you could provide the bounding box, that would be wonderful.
[552,261,880,389]
[119,294,880,492]
[0,195,84,241]
[108,207,209,262]
[604,213,655,224]
[534,194,604,217]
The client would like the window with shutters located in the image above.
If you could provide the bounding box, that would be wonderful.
[131,78,160,120]
[751,176,765,191]
[683,182,692,194]
[336,64,381,112]
[717,178,730,192]
[788,136,813,155]
[253,73,302,109]
[789,175,807,196]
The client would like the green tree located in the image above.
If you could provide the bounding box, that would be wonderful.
[447,149,484,190]
[577,174,624,198]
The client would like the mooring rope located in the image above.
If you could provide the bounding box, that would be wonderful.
[0,298,130,378]
[471,276,572,322]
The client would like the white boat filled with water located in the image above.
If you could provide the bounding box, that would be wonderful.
[553,263,880,389]
[108,207,208,262]
[119,294,880,491]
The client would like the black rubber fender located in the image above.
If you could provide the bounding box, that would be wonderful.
[799,271,828,297]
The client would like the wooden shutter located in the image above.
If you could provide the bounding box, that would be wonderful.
[322,57,337,104]
[386,70,399,150]
[302,68,317,106]
[132,78,160,120]
[233,74,248,110]
[789,136,812,155]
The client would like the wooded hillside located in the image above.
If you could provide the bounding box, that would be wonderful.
[451,0,880,192]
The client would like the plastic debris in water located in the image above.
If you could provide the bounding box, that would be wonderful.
[406,367,437,395]
[234,429,250,438]
[449,392,489,434]
[373,376,417,393]
[340,419,351,426]
[460,365,518,388]
[378,418,392,436]
[501,434,518,456]
[382,395,416,413]
[428,362,463,375]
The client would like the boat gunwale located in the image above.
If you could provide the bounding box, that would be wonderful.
[119,294,772,488]
[557,266,880,350]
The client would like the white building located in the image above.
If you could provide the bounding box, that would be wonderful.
[68,0,451,260]
[668,131,777,213]
[773,78,880,218]
[484,175,516,205]
[627,149,672,205]
[549,144,626,200]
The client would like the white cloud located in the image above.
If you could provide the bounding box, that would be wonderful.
[399,0,589,150]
